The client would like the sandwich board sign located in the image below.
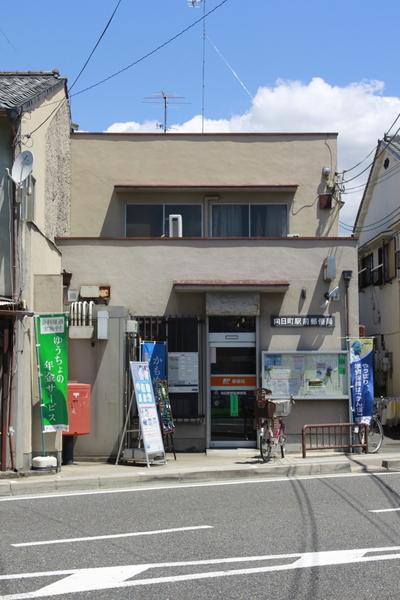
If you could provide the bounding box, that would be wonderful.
[129,361,165,467]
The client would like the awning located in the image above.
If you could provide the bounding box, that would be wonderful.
[174,279,289,293]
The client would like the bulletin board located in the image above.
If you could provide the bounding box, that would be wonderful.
[261,351,348,399]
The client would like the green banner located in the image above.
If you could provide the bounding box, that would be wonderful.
[34,314,69,432]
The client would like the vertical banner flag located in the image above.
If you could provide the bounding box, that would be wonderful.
[34,314,69,432]
[140,341,167,385]
[350,338,374,423]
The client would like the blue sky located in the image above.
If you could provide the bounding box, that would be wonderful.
[2,0,400,226]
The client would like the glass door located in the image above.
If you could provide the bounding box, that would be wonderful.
[209,317,257,447]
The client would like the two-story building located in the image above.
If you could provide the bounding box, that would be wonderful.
[0,71,71,470]
[355,136,400,409]
[58,131,358,458]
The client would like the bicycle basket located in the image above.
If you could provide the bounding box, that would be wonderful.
[254,400,276,419]
[273,398,292,417]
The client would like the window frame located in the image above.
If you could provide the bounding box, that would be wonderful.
[125,202,203,237]
[209,202,288,238]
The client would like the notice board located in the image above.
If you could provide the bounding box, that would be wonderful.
[261,351,348,399]
[130,361,165,460]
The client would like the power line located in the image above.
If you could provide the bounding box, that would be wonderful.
[340,204,400,233]
[71,0,230,98]
[341,121,400,185]
[68,0,123,93]
[21,0,229,142]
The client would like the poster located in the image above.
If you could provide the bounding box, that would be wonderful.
[130,361,165,456]
[350,338,374,423]
[34,314,69,432]
[168,352,199,392]
[262,351,348,398]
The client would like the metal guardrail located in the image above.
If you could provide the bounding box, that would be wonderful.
[302,422,368,458]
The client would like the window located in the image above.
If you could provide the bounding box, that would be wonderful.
[211,204,249,237]
[383,239,396,282]
[250,205,288,236]
[126,204,202,237]
[359,254,373,289]
[211,203,287,237]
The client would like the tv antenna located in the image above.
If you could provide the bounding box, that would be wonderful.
[143,91,189,133]
[10,151,33,187]
[188,0,206,133]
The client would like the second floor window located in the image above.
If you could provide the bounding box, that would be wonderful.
[211,204,287,237]
[126,204,202,237]
[359,253,373,289]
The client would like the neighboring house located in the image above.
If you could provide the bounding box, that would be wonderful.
[0,71,71,470]
[354,136,400,397]
[57,132,358,457]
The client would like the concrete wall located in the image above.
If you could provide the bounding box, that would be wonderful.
[69,307,127,460]
[70,132,339,238]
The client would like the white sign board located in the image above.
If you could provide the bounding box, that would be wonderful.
[130,361,165,464]
[168,352,199,393]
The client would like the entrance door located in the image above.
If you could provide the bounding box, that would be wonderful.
[209,317,257,447]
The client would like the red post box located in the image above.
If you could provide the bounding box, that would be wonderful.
[63,383,91,436]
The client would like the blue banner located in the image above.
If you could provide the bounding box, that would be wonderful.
[140,341,167,384]
[350,338,374,423]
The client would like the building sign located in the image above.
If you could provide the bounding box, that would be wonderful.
[350,338,374,423]
[34,314,69,432]
[211,375,257,389]
[168,352,199,393]
[130,361,165,458]
[271,315,335,328]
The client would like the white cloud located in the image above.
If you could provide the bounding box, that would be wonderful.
[105,77,400,232]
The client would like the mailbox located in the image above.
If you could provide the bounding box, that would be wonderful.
[63,383,91,436]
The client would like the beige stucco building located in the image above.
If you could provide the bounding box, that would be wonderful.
[58,132,358,457]
[0,72,71,470]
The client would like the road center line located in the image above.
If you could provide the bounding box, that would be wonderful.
[370,507,400,513]
[12,525,213,547]
[0,471,399,503]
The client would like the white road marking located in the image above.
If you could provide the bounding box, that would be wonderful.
[2,545,400,598]
[0,470,399,503]
[370,507,400,513]
[12,525,212,547]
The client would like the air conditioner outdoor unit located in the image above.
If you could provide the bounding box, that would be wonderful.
[168,214,183,237]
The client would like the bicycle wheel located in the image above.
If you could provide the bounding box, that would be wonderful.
[367,417,384,453]
[260,432,272,462]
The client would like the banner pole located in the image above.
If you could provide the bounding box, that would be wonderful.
[34,316,46,457]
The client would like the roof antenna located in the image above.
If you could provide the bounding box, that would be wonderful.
[143,91,188,133]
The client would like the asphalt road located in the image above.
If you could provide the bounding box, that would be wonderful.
[1,471,400,599]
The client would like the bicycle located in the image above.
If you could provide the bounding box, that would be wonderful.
[255,389,294,462]
[354,398,385,454]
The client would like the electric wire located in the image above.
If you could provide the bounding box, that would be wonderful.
[342,156,400,193]
[339,107,400,176]
[20,0,230,141]
[341,121,400,184]
[340,204,400,232]
[68,0,123,93]
[70,0,230,98]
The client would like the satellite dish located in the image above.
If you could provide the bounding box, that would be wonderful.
[11,151,33,186]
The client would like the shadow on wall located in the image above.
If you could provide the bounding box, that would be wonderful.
[296,261,341,351]
[0,176,12,295]
[100,190,125,237]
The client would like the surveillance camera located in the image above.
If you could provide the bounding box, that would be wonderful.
[322,167,331,179]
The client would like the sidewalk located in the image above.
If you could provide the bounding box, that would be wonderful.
[1,449,400,497]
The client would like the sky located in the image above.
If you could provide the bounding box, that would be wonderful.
[2,0,400,231]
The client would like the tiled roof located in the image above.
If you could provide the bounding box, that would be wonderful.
[0,71,66,110]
